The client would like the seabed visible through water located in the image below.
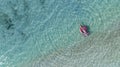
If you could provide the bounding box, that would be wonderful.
[0,0,120,67]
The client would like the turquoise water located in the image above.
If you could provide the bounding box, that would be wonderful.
[0,0,120,67]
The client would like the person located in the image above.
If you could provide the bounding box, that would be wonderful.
[80,25,89,36]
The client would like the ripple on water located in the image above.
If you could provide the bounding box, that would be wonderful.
[0,0,120,67]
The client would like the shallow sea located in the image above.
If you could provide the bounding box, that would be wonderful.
[0,0,120,67]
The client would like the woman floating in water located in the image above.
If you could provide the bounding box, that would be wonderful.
[80,25,89,36]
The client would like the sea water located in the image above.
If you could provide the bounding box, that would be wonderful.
[0,0,120,67]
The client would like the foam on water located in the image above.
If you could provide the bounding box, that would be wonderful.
[0,0,120,67]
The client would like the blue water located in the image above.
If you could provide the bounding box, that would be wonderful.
[0,0,120,67]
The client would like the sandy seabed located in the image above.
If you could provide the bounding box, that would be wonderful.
[21,29,120,67]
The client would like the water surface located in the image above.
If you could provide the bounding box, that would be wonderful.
[0,0,120,67]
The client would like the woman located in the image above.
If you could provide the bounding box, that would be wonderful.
[80,25,89,36]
